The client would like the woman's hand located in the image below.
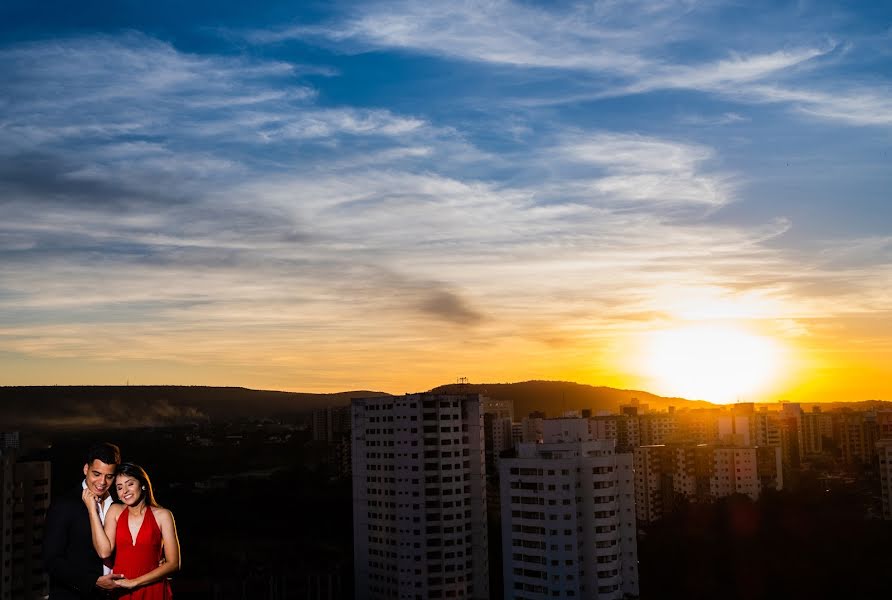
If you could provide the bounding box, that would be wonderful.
[114,577,138,589]
[81,488,99,510]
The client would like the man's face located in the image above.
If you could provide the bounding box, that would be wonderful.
[83,459,116,499]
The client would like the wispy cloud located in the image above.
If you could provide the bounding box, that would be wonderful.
[679,112,749,126]
[252,1,891,127]
[1,22,890,393]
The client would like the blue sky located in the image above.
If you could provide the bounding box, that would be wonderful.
[1,1,890,399]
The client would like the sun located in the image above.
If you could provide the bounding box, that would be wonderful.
[641,324,783,404]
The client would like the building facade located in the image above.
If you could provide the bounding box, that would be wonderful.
[500,419,638,600]
[352,393,489,600]
[878,439,892,520]
[0,446,51,600]
[634,443,782,524]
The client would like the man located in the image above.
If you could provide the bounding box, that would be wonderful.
[43,442,124,598]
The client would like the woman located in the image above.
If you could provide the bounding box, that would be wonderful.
[83,463,180,598]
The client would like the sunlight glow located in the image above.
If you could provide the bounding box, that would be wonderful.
[643,324,783,404]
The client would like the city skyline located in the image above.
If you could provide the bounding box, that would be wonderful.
[1,1,891,404]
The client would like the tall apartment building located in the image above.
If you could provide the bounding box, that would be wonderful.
[877,411,892,440]
[481,399,514,476]
[351,393,489,600]
[835,412,878,465]
[878,440,892,520]
[484,415,514,475]
[0,450,10,600]
[876,413,892,521]
[800,408,833,455]
[0,446,51,600]
[313,405,354,477]
[673,409,721,445]
[481,398,514,422]
[753,409,782,447]
[500,419,639,600]
[0,433,19,450]
[634,444,782,524]
[717,414,752,446]
[589,414,639,451]
[638,412,676,446]
[633,445,672,524]
[312,405,352,443]
[521,416,545,444]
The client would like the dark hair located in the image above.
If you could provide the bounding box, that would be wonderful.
[86,442,121,467]
[115,463,160,508]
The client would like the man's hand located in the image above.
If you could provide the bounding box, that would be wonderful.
[114,577,137,589]
[96,573,124,590]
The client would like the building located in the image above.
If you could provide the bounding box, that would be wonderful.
[312,405,354,477]
[673,409,720,445]
[481,398,514,422]
[351,393,489,600]
[876,413,892,520]
[0,444,51,600]
[717,414,752,447]
[481,399,515,476]
[312,405,352,443]
[0,433,20,450]
[521,416,544,444]
[638,412,676,446]
[484,415,514,475]
[634,443,782,524]
[878,440,892,520]
[633,445,671,524]
[834,412,878,465]
[753,409,782,447]
[800,408,833,456]
[589,414,639,451]
[500,419,638,600]
[877,411,892,440]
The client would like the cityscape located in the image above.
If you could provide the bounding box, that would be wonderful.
[3,0,892,598]
[3,382,892,598]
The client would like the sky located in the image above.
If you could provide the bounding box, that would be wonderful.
[1,0,890,403]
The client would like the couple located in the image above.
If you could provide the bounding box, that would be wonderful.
[43,443,180,599]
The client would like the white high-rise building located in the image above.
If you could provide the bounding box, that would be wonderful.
[500,419,639,600]
[351,393,489,600]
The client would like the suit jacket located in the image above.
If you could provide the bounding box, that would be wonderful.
[43,487,106,599]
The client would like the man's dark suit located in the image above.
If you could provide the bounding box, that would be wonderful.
[42,488,105,599]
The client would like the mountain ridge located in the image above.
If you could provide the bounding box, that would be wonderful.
[2,382,889,430]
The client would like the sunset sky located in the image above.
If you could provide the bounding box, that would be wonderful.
[1,1,890,403]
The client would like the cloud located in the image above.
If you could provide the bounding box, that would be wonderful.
[418,289,484,324]
[679,112,749,126]
[737,83,892,126]
[251,0,680,73]
[254,1,890,127]
[623,47,829,94]
[1,28,890,392]
[0,32,427,157]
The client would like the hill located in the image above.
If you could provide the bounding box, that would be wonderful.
[429,380,712,417]
[0,385,387,430]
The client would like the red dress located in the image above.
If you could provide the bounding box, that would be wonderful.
[114,507,173,599]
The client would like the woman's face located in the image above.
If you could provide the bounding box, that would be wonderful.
[116,474,142,506]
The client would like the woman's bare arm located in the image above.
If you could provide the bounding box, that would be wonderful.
[84,492,120,559]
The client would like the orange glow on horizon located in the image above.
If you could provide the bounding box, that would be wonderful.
[633,323,788,404]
